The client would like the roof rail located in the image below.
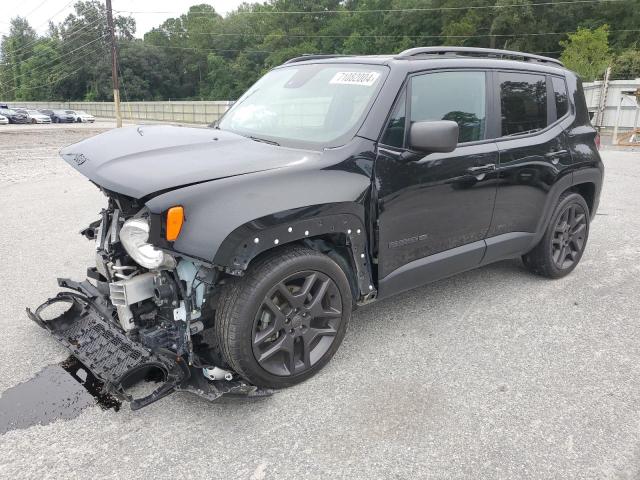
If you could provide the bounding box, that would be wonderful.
[396,47,564,67]
[284,54,355,64]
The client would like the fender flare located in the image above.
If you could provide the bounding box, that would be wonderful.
[213,202,377,301]
[531,167,602,247]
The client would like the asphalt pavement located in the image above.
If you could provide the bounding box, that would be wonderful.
[0,124,639,479]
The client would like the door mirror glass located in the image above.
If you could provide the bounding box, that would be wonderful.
[408,120,459,153]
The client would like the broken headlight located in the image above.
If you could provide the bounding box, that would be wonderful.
[120,218,176,270]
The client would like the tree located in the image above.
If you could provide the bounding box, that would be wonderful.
[611,49,640,80]
[0,17,38,99]
[560,25,611,82]
[3,0,640,101]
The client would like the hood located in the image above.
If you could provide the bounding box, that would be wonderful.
[60,125,321,199]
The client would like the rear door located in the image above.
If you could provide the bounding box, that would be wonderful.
[485,71,572,257]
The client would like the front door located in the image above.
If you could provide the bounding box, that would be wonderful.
[374,70,499,288]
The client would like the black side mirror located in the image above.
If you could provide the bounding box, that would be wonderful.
[408,120,459,153]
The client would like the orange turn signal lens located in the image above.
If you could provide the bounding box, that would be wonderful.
[166,206,184,241]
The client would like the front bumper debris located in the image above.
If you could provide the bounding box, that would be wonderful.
[27,278,271,410]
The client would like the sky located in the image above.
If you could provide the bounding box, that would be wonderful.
[0,0,247,38]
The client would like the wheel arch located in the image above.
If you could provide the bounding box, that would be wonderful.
[532,167,602,246]
[213,204,376,302]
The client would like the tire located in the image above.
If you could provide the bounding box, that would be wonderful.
[54,117,59,123]
[215,246,352,388]
[31,119,37,124]
[522,192,590,278]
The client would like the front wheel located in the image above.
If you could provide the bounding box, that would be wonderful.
[215,246,352,388]
[522,192,590,278]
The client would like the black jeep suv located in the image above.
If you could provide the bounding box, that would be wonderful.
[30,47,603,409]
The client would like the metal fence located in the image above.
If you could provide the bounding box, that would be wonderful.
[583,79,640,130]
[7,100,233,125]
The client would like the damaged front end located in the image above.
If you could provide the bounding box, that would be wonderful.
[28,192,270,409]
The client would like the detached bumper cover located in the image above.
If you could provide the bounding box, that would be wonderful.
[27,278,271,409]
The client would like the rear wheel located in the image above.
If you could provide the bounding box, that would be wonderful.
[215,246,352,388]
[522,192,590,278]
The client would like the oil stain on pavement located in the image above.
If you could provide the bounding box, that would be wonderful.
[0,356,120,435]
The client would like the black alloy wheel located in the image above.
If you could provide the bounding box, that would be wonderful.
[550,202,587,270]
[216,246,352,388]
[252,270,343,376]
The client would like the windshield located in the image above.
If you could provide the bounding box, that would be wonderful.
[1,109,16,115]
[218,63,387,148]
[28,110,40,115]
[65,110,75,114]
[77,111,88,115]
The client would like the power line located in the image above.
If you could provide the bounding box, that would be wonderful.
[144,43,272,55]
[33,0,76,30]
[5,35,108,83]
[0,47,106,98]
[7,17,104,61]
[23,0,50,19]
[116,0,627,16]
[149,28,640,40]
[1,63,87,96]
[5,0,76,57]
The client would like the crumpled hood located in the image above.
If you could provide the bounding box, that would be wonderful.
[60,125,320,199]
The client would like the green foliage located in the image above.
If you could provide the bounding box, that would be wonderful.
[611,49,640,80]
[560,25,611,81]
[1,0,639,101]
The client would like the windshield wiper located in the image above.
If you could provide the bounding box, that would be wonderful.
[249,136,280,146]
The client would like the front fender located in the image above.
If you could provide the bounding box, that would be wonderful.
[145,166,371,263]
[214,204,375,299]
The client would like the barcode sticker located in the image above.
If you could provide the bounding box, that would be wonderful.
[329,71,380,86]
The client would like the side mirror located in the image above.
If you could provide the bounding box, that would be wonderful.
[408,120,459,153]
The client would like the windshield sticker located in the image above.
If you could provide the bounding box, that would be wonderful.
[330,71,380,86]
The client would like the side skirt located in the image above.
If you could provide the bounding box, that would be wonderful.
[376,232,535,300]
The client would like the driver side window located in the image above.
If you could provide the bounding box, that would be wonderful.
[410,71,487,143]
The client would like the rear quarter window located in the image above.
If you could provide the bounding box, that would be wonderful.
[551,76,569,119]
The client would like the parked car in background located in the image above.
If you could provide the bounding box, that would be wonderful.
[0,114,9,125]
[66,109,95,123]
[16,109,52,124]
[40,109,75,123]
[0,107,29,124]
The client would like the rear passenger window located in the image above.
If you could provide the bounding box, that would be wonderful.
[499,72,547,136]
[410,71,486,143]
[551,76,569,119]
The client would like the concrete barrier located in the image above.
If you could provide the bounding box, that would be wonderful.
[6,100,233,125]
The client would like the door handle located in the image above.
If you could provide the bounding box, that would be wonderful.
[544,149,568,158]
[467,164,496,175]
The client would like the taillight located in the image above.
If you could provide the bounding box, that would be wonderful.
[595,131,601,150]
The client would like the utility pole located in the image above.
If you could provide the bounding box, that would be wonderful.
[105,0,122,127]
